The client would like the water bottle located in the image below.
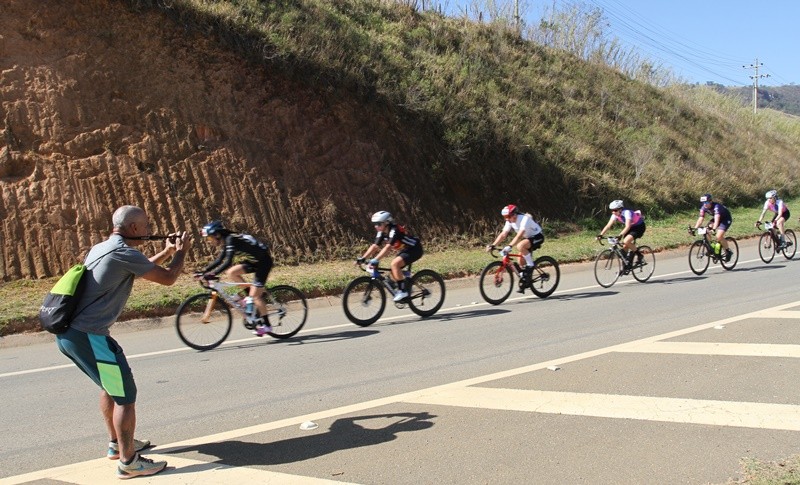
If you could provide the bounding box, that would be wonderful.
[713,242,721,255]
[244,296,254,317]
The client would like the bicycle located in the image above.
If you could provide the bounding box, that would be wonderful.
[593,236,656,288]
[175,276,308,350]
[687,226,739,275]
[342,263,445,326]
[479,248,560,304]
[755,221,797,263]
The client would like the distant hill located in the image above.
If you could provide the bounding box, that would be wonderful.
[704,83,800,116]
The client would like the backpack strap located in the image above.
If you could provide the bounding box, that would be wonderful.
[72,247,123,319]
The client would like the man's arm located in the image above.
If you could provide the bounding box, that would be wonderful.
[141,232,188,285]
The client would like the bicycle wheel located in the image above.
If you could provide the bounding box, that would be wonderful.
[758,232,775,263]
[594,249,621,288]
[530,256,560,298]
[721,237,739,270]
[408,269,446,317]
[688,240,710,275]
[263,285,307,339]
[782,229,797,259]
[479,261,514,305]
[342,276,386,326]
[631,246,655,283]
[175,293,232,351]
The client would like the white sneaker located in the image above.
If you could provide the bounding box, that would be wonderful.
[393,291,409,302]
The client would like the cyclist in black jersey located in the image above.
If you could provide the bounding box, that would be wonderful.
[357,211,423,302]
[198,220,274,336]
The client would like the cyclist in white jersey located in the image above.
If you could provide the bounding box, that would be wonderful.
[597,199,646,269]
[486,204,544,288]
[755,190,791,248]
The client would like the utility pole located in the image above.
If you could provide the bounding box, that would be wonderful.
[743,58,770,114]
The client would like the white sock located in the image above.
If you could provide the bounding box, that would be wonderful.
[524,254,534,267]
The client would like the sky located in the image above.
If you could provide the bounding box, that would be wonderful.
[443,0,799,87]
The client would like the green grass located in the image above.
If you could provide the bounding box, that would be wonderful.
[2,199,793,336]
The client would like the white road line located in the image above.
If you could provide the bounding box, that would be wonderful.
[620,341,800,357]
[404,387,800,431]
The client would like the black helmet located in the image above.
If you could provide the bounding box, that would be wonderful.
[201,220,225,237]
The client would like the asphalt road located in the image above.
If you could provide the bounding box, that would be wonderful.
[3,238,800,484]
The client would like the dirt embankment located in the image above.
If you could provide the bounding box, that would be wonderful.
[0,0,486,281]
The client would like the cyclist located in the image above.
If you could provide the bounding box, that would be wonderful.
[755,190,791,248]
[198,220,273,337]
[596,200,646,270]
[357,211,423,302]
[691,193,733,262]
[486,204,544,292]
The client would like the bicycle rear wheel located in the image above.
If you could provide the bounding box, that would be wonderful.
[263,285,307,339]
[782,229,797,259]
[530,256,560,298]
[721,237,739,270]
[479,261,514,305]
[342,276,386,326]
[758,232,775,263]
[594,249,621,288]
[408,269,446,317]
[688,241,710,275]
[175,293,232,351]
[631,246,655,283]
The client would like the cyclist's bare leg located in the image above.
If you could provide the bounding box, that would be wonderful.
[515,239,533,267]
[622,234,637,266]
[226,265,267,315]
[716,229,728,251]
[776,216,787,240]
[390,256,407,291]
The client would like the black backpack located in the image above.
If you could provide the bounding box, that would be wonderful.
[39,248,119,334]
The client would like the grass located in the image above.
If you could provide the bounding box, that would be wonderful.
[2,199,794,336]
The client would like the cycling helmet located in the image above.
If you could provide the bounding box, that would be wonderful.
[501,204,518,217]
[371,211,393,224]
[766,189,778,199]
[608,200,624,210]
[700,193,712,203]
[201,220,225,237]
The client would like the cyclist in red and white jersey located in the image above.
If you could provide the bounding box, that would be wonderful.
[486,204,544,289]
[755,190,791,248]
[597,200,646,269]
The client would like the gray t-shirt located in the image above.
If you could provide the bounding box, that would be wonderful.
[70,234,155,335]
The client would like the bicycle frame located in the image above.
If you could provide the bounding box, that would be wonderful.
[199,278,284,325]
[693,227,723,263]
[358,263,421,305]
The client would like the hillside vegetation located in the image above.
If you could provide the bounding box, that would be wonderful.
[2,0,800,281]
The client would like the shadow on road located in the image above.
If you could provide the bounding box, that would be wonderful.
[160,412,436,467]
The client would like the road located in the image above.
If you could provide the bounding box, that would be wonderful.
[2,238,800,484]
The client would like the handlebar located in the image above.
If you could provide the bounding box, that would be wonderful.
[597,236,619,246]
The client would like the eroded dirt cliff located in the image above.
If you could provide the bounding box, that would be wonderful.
[0,0,483,280]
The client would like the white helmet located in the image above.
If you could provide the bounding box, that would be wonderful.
[766,190,777,199]
[371,211,393,224]
[608,200,624,210]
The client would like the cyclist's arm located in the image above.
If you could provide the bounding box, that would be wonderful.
[618,216,633,237]
[360,243,381,260]
[598,215,615,236]
[693,214,705,230]
[757,202,769,223]
[372,243,393,262]
[489,230,510,248]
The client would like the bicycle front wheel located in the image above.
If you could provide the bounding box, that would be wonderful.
[782,229,797,259]
[758,232,775,263]
[631,246,655,283]
[479,261,514,305]
[263,285,307,339]
[408,269,446,317]
[530,256,560,298]
[594,249,621,288]
[688,241,710,275]
[342,276,386,326]
[721,238,739,270]
[175,293,232,351]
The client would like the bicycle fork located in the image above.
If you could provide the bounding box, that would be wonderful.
[202,292,219,323]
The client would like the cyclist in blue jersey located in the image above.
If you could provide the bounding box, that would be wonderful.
[357,211,423,302]
[596,199,646,270]
[199,220,273,337]
[691,193,733,262]
[755,190,791,249]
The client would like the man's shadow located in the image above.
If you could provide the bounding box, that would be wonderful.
[163,412,436,467]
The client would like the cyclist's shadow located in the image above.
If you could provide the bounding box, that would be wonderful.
[161,412,436,467]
